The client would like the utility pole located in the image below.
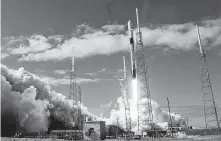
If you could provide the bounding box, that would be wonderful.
[135,0,153,135]
[196,25,220,131]
[167,97,173,137]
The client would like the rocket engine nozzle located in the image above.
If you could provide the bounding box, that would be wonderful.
[132,69,136,79]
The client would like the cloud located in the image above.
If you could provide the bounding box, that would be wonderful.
[84,72,96,76]
[42,76,103,86]
[2,34,64,56]
[100,101,113,108]
[1,64,99,133]
[2,18,221,62]
[33,69,46,73]
[82,68,107,76]
[53,70,67,75]
[99,97,186,131]
[1,53,9,60]
[1,64,187,133]
[97,68,106,73]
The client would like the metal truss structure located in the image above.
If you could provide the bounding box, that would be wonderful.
[116,56,132,139]
[196,25,220,130]
[135,7,153,134]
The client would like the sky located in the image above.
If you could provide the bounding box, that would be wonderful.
[1,0,221,128]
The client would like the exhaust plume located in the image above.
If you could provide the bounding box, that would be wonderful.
[101,96,186,131]
[1,65,98,135]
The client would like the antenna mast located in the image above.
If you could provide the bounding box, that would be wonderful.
[196,25,220,130]
[135,1,153,135]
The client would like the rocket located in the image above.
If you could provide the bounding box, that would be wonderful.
[128,20,136,79]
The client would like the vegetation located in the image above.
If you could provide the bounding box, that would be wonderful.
[187,128,221,136]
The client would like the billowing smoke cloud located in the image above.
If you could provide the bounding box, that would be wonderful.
[2,18,221,62]
[1,65,98,134]
[1,64,185,135]
[99,97,186,131]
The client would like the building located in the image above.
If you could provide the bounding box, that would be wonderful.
[105,125,125,138]
[83,121,106,140]
[50,130,83,140]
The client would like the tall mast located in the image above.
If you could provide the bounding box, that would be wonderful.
[196,25,220,130]
[135,3,153,135]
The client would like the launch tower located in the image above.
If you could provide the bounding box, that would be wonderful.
[115,56,132,139]
[135,6,153,134]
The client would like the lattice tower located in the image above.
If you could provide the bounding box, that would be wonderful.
[135,6,153,134]
[116,56,132,139]
[69,48,81,130]
[196,25,220,130]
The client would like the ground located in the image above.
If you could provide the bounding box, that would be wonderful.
[1,135,221,141]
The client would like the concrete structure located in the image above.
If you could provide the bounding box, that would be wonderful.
[50,130,83,140]
[83,121,106,140]
[106,125,125,137]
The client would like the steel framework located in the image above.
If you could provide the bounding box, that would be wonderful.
[78,85,82,130]
[167,97,173,136]
[69,48,82,131]
[116,56,132,139]
[135,7,153,134]
[196,25,220,130]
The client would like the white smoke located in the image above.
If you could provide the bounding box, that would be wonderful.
[100,97,186,131]
[1,65,98,133]
[1,64,186,133]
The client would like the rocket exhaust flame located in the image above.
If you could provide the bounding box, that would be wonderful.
[132,79,138,120]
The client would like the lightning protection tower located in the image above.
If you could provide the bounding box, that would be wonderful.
[196,25,220,130]
[115,56,132,140]
[135,4,153,135]
[69,48,81,131]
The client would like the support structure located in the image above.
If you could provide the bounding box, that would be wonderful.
[78,85,82,130]
[167,97,173,136]
[69,48,81,131]
[135,7,153,134]
[196,25,220,130]
[115,56,132,139]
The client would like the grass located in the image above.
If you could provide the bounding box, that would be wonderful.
[187,128,221,136]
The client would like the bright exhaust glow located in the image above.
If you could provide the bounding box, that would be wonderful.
[132,79,137,107]
[131,78,138,119]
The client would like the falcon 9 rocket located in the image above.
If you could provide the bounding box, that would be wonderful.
[128,20,136,79]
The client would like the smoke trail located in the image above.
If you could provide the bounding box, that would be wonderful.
[1,65,98,135]
[1,63,186,135]
[101,96,186,131]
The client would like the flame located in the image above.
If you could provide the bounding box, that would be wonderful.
[131,78,138,120]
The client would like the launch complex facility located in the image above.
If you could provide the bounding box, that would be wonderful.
[9,2,220,141]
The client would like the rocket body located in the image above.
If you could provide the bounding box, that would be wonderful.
[128,20,136,79]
